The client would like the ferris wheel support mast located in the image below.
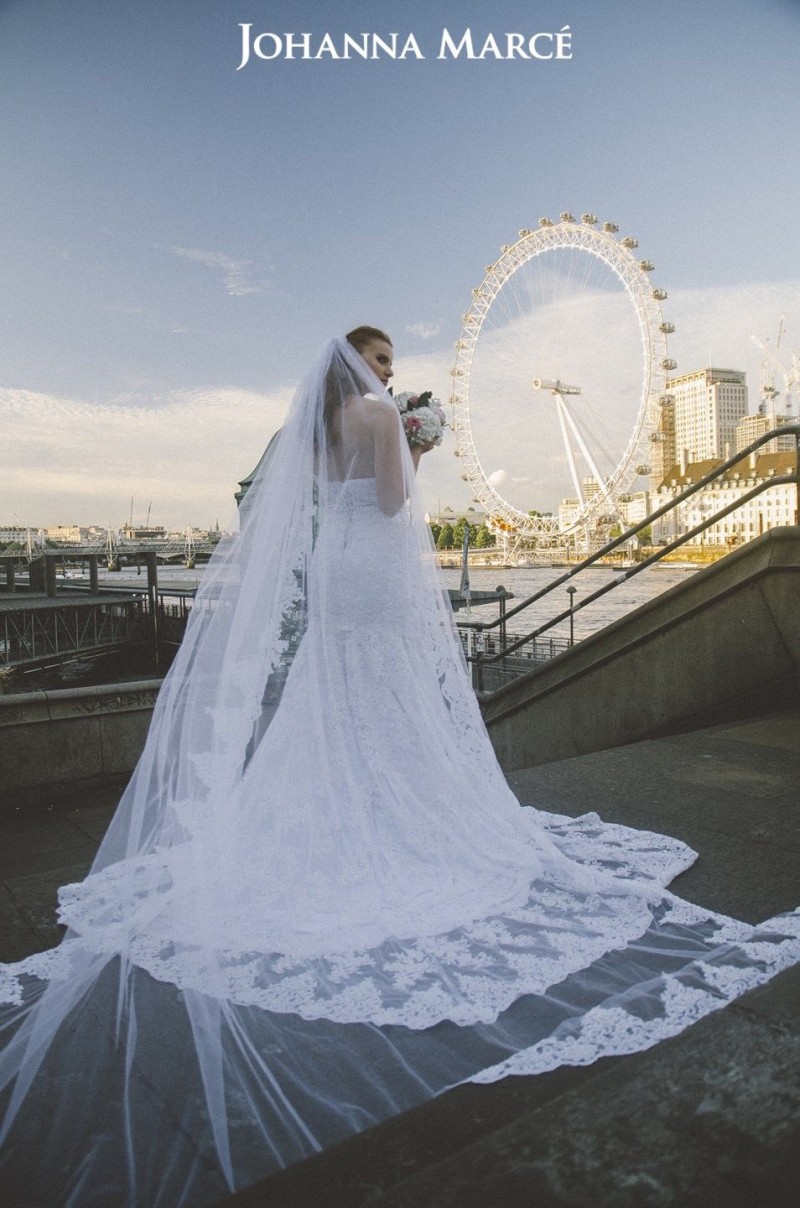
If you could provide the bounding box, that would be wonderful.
[555,397,585,507]
[559,398,618,513]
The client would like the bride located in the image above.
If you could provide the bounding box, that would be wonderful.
[1,330,798,1205]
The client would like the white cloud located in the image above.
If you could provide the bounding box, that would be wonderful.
[3,279,798,529]
[1,385,293,528]
[170,246,264,296]
[405,322,441,340]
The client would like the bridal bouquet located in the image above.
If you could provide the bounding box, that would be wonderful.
[394,390,448,448]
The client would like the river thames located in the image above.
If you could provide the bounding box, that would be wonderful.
[78,559,698,643]
[442,563,695,641]
[6,560,697,694]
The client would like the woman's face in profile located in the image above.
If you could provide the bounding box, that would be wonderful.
[359,339,394,387]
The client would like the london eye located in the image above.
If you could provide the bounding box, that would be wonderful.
[450,213,675,547]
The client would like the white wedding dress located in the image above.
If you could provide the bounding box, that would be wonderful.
[2,339,799,1206]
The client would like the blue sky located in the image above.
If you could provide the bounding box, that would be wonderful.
[2,0,799,527]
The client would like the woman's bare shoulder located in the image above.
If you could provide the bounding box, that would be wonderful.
[353,394,397,428]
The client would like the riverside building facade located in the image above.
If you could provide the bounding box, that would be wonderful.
[652,449,797,545]
[735,410,796,455]
[668,368,748,464]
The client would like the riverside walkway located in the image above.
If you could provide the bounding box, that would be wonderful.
[1,709,799,1206]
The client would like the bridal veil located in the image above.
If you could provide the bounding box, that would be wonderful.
[1,337,799,1205]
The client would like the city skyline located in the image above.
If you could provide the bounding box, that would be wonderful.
[2,0,800,527]
[3,333,797,531]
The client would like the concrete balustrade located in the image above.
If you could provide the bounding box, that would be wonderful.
[484,526,800,770]
[0,680,161,805]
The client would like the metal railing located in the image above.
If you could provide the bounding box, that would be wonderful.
[0,552,178,673]
[457,424,800,694]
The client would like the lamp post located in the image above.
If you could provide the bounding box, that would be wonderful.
[566,585,577,646]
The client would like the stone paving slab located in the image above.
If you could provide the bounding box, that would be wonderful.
[507,708,800,925]
[0,784,123,963]
[0,711,797,1206]
[225,967,800,1208]
[223,710,800,1207]
[366,965,800,1208]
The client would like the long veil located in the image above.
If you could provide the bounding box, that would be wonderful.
[2,337,799,1205]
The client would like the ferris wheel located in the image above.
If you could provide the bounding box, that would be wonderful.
[450,213,675,541]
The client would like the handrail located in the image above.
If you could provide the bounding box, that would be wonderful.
[458,423,799,683]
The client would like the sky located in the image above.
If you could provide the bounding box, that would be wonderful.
[2,0,799,529]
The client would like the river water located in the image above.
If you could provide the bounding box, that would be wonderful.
[9,560,696,694]
[440,563,696,641]
[76,558,697,644]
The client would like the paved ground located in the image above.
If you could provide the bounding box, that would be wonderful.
[1,710,799,1206]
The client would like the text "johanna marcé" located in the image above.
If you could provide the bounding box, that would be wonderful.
[236,26,573,69]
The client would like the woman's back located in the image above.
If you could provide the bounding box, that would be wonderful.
[325,393,407,515]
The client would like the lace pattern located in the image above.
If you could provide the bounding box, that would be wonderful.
[2,340,800,1207]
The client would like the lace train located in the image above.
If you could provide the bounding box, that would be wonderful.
[3,460,800,1206]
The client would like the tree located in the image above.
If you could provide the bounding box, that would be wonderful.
[436,523,454,550]
[429,522,442,545]
[474,525,495,548]
[453,517,479,549]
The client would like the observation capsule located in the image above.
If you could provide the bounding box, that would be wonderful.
[659,322,675,334]
[538,216,553,226]
[662,358,677,371]
[581,213,598,224]
[621,236,639,249]
[639,260,655,272]
[560,211,576,222]
[603,221,619,233]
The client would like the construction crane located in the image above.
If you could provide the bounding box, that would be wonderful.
[783,351,799,415]
[751,316,785,413]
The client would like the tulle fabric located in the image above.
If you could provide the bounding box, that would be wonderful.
[2,337,799,1206]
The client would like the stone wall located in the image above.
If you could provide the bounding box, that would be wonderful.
[483,527,800,770]
[0,680,160,806]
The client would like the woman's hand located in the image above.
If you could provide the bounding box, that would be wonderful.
[410,440,436,468]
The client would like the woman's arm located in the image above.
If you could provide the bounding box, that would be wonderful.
[409,442,435,471]
[374,403,435,515]
[374,405,408,516]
